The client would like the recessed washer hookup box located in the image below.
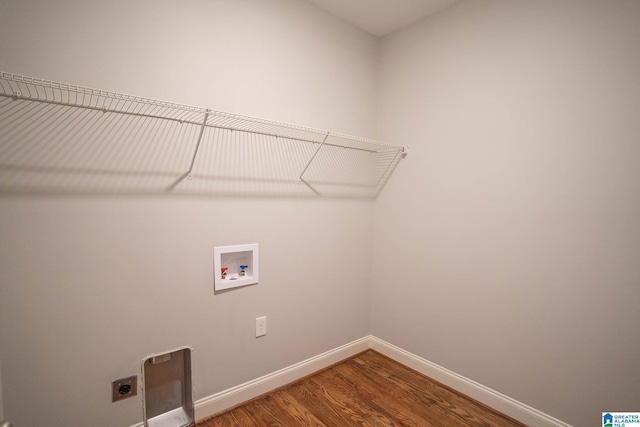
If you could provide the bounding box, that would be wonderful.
[214,243,259,291]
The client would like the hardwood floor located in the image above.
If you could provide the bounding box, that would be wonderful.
[198,350,526,427]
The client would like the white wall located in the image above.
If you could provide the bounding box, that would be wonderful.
[0,1,378,426]
[0,343,3,421]
[4,1,639,426]
[373,1,640,426]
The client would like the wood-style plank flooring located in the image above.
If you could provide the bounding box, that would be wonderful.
[198,350,525,427]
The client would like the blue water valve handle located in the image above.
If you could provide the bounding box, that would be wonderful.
[240,265,248,270]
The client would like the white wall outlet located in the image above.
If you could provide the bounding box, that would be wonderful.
[256,316,267,337]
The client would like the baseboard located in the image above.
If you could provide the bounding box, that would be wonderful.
[194,336,370,421]
[130,335,571,427]
[369,336,572,427]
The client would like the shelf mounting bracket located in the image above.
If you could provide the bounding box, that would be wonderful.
[298,132,329,183]
[167,109,210,191]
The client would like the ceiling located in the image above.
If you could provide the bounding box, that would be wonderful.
[306,0,462,37]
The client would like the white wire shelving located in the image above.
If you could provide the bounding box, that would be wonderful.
[0,71,407,198]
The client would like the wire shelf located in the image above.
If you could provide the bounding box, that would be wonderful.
[0,71,406,198]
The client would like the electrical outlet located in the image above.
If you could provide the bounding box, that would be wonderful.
[112,375,137,402]
[256,316,267,337]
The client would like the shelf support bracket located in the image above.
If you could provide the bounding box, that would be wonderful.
[167,109,210,191]
[298,132,329,183]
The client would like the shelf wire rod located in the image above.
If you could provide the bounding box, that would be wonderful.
[0,93,204,128]
[202,121,377,154]
[187,109,211,177]
[375,148,403,187]
[298,132,329,183]
[209,108,398,148]
[0,92,379,154]
[0,72,205,114]
[0,91,377,154]
[374,149,404,197]
[166,109,210,191]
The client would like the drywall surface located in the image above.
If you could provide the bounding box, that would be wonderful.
[373,1,640,426]
[0,1,377,426]
[0,343,3,421]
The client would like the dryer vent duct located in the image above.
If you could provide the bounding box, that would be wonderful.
[143,347,194,427]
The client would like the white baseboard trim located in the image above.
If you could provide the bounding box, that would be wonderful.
[194,336,370,421]
[369,336,572,427]
[131,335,571,427]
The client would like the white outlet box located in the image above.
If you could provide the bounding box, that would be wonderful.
[214,243,259,291]
[256,316,267,337]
